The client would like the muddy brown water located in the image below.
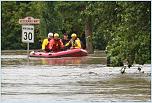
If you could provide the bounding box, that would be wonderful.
[1,50,151,103]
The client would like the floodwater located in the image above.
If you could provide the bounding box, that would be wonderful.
[1,50,151,103]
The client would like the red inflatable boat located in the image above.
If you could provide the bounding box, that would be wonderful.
[29,49,88,58]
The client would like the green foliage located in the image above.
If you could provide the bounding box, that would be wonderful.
[2,1,150,66]
[106,1,151,66]
[2,1,43,49]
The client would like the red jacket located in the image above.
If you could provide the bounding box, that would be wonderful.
[49,39,64,52]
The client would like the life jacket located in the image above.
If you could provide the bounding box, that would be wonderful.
[45,38,52,50]
[70,38,79,47]
[65,38,81,49]
[51,39,63,52]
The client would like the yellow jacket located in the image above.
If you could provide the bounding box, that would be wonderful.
[42,38,49,50]
[65,38,81,49]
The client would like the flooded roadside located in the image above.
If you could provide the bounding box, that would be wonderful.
[1,50,151,103]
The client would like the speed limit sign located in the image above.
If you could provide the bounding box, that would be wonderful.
[22,25,34,43]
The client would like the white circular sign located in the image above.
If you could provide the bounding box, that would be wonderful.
[22,25,34,43]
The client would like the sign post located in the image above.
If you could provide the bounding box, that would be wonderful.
[19,17,40,57]
[22,25,34,57]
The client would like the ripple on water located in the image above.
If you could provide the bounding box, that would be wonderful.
[1,54,151,102]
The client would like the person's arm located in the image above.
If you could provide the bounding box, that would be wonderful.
[60,39,64,48]
[65,41,70,47]
[75,39,81,49]
[49,39,54,50]
[42,39,47,50]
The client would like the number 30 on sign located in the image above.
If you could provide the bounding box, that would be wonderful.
[22,25,34,43]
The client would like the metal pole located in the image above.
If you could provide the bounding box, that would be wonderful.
[27,42,29,57]
[27,24,30,58]
[27,42,30,65]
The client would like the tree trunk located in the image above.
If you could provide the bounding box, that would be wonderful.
[85,17,94,54]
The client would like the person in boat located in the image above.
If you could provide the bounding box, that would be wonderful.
[42,32,53,52]
[65,33,81,49]
[61,33,70,50]
[49,33,64,52]
[37,37,42,49]
[80,32,86,49]
[62,33,69,45]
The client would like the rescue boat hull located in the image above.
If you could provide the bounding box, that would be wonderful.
[29,49,88,58]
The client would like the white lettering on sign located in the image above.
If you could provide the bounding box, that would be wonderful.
[19,17,40,25]
[22,25,34,43]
